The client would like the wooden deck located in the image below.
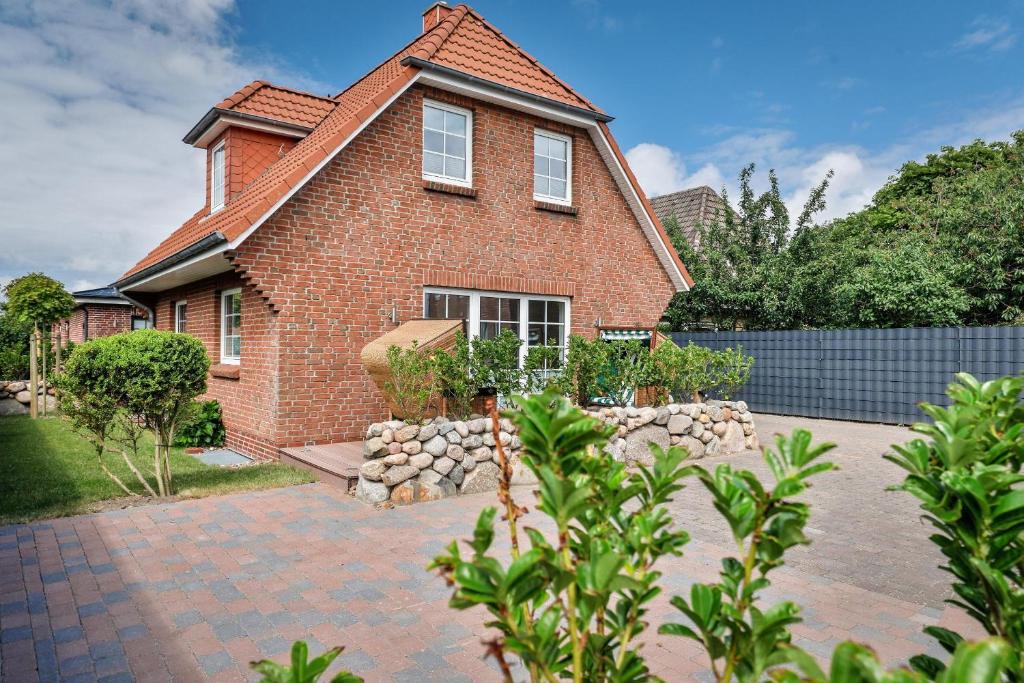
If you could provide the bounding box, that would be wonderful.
[280,441,364,491]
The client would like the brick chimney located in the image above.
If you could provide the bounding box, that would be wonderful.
[422,2,453,32]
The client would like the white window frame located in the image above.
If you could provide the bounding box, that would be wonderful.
[533,129,572,205]
[174,301,187,334]
[422,99,473,188]
[210,140,226,212]
[220,288,241,364]
[423,287,570,367]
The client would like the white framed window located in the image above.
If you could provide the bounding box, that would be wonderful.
[220,288,241,364]
[534,129,571,204]
[210,141,226,211]
[423,287,569,368]
[422,100,472,187]
[174,301,188,334]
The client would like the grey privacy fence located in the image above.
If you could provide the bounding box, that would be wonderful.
[670,326,1024,425]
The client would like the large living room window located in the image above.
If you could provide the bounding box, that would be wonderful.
[422,100,472,187]
[220,288,241,364]
[423,288,568,366]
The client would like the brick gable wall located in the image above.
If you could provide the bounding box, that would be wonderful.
[214,84,675,452]
[205,128,299,211]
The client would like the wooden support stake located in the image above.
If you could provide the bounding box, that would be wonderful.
[40,331,47,417]
[29,334,38,419]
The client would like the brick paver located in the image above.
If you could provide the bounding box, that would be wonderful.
[0,415,980,681]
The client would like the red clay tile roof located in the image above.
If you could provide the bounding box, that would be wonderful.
[120,4,683,287]
[216,81,336,129]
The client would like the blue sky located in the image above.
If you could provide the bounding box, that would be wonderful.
[2,0,1023,291]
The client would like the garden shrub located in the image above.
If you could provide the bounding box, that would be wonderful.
[558,334,608,406]
[522,344,563,394]
[432,331,478,420]
[595,339,657,407]
[173,400,226,448]
[707,345,754,400]
[383,342,435,422]
[470,329,523,402]
[56,330,209,497]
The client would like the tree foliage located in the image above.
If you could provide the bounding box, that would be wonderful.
[3,273,75,328]
[665,131,1024,330]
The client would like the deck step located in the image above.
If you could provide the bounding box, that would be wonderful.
[280,441,364,491]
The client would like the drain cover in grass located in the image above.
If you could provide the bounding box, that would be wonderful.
[192,449,252,466]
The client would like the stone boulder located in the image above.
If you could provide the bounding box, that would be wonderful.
[667,414,693,435]
[381,465,419,486]
[449,464,465,486]
[623,425,671,467]
[383,452,408,466]
[408,452,433,469]
[364,437,387,459]
[459,461,501,494]
[677,435,705,459]
[0,399,28,416]
[422,435,449,457]
[509,455,538,485]
[417,424,438,441]
[14,390,31,405]
[394,424,420,443]
[7,381,26,393]
[432,456,456,476]
[391,477,455,505]
[720,421,746,453]
[704,435,722,458]
[359,460,388,481]
[356,475,389,504]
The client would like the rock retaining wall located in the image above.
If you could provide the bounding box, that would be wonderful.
[0,381,56,416]
[358,401,758,505]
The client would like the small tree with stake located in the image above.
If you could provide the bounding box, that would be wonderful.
[56,330,209,497]
[3,273,75,417]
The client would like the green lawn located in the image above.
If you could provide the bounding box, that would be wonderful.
[0,415,315,524]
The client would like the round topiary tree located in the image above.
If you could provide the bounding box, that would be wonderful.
[57,329,210,496]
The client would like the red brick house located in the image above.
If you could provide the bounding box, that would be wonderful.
[54,287,147,344]
[115,3,693,460]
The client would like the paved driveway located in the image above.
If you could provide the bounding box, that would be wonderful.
[0,415,979,682]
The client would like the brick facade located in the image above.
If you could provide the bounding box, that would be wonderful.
[152,85,676,458]
[55,303,136,344]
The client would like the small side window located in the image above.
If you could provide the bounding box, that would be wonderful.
[175,301,188,333]
[220,289,241,364]
[211,141,226,211]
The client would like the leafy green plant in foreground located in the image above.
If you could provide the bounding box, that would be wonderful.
[430,391,691,682]
[885,373,1024,681]
[251,641,360,683]
[660,429,837,681]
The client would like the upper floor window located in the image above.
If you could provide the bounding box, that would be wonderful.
[175,301,187,334]
[423,101,471,186]
[534,130,571,204]
[210,141,226,211]
[220,288,241,364]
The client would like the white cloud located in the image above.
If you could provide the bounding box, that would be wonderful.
[955,16,1017,53]
[625,143,725,199]
[0,0,326,292]
[626,92,1024,224]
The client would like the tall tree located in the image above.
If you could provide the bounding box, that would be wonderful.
[663,164,831,331]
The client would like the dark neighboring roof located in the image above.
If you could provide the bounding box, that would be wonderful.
[73,287,131,304]
[649,186,728,246]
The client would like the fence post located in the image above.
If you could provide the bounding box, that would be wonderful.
[41,331,47,417]
[29,334,38,419]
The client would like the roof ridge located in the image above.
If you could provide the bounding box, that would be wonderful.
[409,4,470,61]
[461,6,602,114]
[332,5,467,101]
[258,82,338,104]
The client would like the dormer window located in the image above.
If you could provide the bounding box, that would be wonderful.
[210,141,226,211]
[534,130,571,204]
[423,100,472,187]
